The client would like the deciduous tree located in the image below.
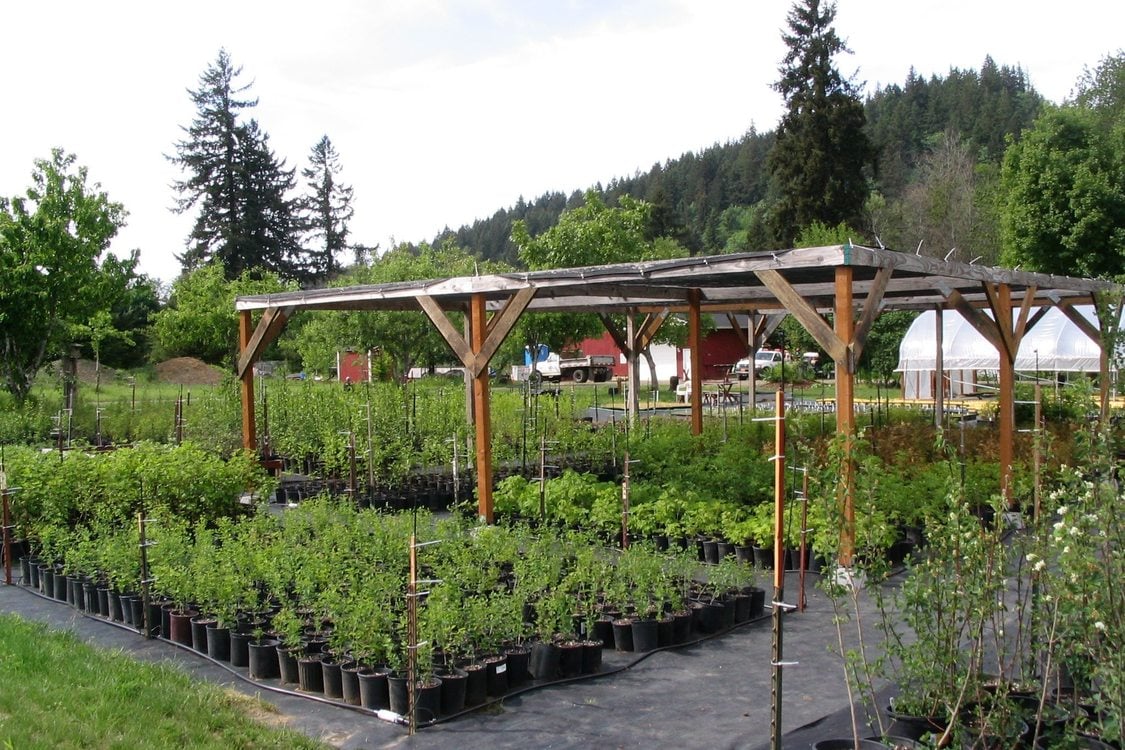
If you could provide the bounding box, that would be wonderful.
[0,150,128,401]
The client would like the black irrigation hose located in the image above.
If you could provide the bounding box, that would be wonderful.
[10,576,782,731]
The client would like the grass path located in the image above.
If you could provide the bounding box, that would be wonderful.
[0,613,327,749]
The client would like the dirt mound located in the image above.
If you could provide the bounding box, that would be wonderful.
[154,357,226,386]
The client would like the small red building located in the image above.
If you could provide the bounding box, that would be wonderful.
[336,350,370,384]
[577,316,754,383]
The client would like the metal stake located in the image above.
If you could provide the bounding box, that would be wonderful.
[769,389,787,750]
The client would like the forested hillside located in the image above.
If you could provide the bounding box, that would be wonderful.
[433,57,1042,267]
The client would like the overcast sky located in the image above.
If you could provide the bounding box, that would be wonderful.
[2,0,1120,284]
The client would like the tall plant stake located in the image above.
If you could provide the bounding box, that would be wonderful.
[1,447,16,586]
[755,390,793,750]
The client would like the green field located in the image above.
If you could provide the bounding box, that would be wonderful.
[0,613,327,750]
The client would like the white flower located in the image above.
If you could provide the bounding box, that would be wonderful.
[1034,560,1047,572]
[1057,505,1069,516]
[1095,621,1106,632]
[1070,526,1081,536]
[1026,552,1038,562]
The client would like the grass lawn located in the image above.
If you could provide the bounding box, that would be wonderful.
[0,614,327,749]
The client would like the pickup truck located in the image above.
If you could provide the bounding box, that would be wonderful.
[731,349,784,379]
[511,352,615,383]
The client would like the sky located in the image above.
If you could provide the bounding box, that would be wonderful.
[2,0,1121,285]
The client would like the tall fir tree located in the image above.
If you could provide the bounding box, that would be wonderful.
[169,49,305,281]
[768,0,872,246]
[235,119,305,280]
[299,135,354,279]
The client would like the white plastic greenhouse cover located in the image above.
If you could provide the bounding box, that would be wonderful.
[897,305,1114,374]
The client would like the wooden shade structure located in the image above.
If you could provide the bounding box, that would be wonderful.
[235,244,1120,549]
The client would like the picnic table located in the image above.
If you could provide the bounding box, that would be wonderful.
[702,381,739,406]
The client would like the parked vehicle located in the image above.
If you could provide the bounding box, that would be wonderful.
[511,351,615,383]
[731,350,784,379]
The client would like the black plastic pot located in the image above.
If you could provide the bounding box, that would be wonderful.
[320,656,344,699]
[297,653,325,693]
[463,664,487,706]
[190,616,213,653]
[581,640,603,674]
[167,609,196,646]
[503,645,531,687]
[438,668,467,715]
[339,662,362,706]
[671,610,693,643]
[483,654,509,696]
[530,641,561,680]
[247,638,280,680]
[277,645,300,685]
[229,630,251,668]
[691,601,723,634]
[205,624,231,662]
[558,642,583,677]
[592,617,615,650]
[631,619,659,653]
[611,618,635,651]
[357,666,391,710]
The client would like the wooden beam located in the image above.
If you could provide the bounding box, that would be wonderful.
[946,289,1006,353]
[236,306,294,379]
[1013,285,1038,341]
[756,269,846,364]
[418,287,535,378]
[637,310,669,351]
[726,313,746,348]
[475,286,536,374]
[850,266,893,361]
[417,293,474,364]
[1057,299,1101,343]
[599,314,630,355]
[238,310,256,454]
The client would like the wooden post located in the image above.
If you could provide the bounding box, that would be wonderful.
[470,294,494,523]
[995,284,1015,508]
[688,290,703,436]
[934,305,944,430]
[626,313,639,428]
[239,310,256,454]
[834,267,856,565]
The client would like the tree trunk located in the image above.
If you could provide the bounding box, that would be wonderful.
[643,348,659,396]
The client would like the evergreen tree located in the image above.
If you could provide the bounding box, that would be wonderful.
[299,135,354,279]
[234,119,305,280]
[169,49,304,281]
[768,0,872,246]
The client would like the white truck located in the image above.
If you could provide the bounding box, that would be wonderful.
[731,349,785,379]
[511,351,615,383]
